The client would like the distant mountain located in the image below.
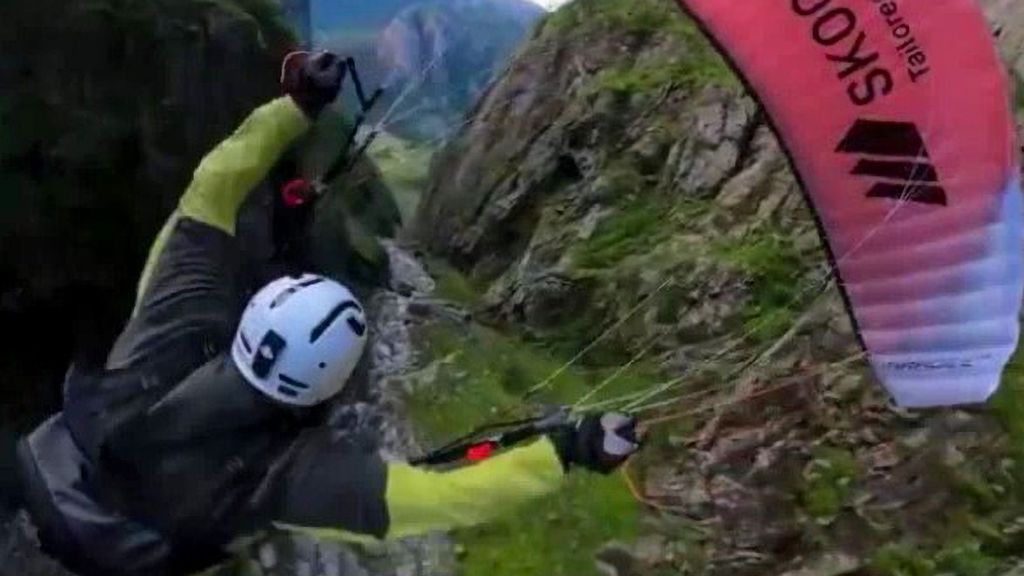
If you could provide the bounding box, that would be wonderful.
[313,0,543,140]
[311,0,418,44]
[312,0,418,96]
[372,0,545,139]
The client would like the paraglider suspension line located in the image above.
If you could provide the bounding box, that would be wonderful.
[322,57,384,184]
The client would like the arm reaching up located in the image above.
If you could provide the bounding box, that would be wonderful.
[177,97,310,237]
[133,51,345,308]
[109,53,346,370]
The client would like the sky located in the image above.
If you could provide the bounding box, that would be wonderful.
[529,0,571,10]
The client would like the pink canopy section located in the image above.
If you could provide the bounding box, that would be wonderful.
[674,0,1023,407]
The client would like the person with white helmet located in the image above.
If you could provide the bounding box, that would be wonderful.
[232,274,369,407]
[11,51,639,576]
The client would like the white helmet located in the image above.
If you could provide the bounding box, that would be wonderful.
[232,274,368,406]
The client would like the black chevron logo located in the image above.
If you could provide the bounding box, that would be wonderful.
[836,119,948,206]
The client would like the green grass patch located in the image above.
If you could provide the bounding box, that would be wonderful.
[408,323,662,440]
[423,257,485,308]
[456,472,640,576]
[595,54,734,96]
[543,0,734,95]
[713,228,808,343]
[367,133,435,223]
[545,0,710,42]
[543,306,607,359]
[572,162,707,270]
[869,544,937,576]
[404,322,662,576]
[574,198,669,270]
[955,468,1003,513]
[933,542,1001,576]
[992,344,1024,452]
[989,343,1024,498]
[801,446,860,521]
[869,541,1001,576]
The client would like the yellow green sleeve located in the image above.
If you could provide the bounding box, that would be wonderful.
[384,438,566,539]
[178,96,310,236]
[270,436,565,545]
[131,97,309,308]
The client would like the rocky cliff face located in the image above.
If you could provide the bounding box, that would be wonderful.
[414,0,1024,573]
[415,0,807,362]
[0,0,295,427]
[985,0,1024,81]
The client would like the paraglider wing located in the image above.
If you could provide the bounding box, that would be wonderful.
[673,0,1023,407]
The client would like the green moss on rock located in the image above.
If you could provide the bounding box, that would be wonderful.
[989,344,1024,508]
[713,227,809,343]
[801,446,860,521]
[574,198,670,270]
[869,544,936,576]
[595,51,735,96]
[869,540,1002,576]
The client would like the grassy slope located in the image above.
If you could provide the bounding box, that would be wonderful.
[367,133,436,223]
[403,263,667,575]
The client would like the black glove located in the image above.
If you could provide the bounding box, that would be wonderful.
[281,51,345,119]
[549,412,640,474]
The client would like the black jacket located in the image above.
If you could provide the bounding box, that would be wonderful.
[15,97,566,576]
